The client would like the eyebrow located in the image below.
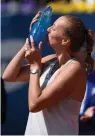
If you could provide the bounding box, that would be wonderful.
[52,24,56,28]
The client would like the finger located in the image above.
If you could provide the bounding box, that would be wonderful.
[30,18,38,27]
[30,35,35,49]
[26,38,29,44]
[25,51,31,57]
[26,38,30,48]
[29,19,38,31]
[29,11,41,32]
[80,116,87,122]
[80,115,91,122]
[30,11,41,27]
[33,11,41,20]
[24,38,29,51]
[24,38,31,51]
[24,47,28,51]
[27,51,31,55]
[39,41,42,52]
[24,46,30,52]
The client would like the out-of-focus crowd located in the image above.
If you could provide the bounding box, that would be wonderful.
[1,0,95,4]
[1,0,95,15]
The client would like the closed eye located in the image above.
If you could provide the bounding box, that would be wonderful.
[52,24,56,31]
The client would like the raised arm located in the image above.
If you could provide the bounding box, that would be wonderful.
[2,11,41,82]
[2,44,56,82]
[2,10,56,82]
[2,42,27,82]
[23,36,86,112]
[28,61,85,112]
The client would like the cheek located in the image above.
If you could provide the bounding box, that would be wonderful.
[49,33,62,45]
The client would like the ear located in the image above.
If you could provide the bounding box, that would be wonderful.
[62,38,70,47]
[62,38,70,45]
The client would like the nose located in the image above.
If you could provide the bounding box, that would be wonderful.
[47,26,51,33]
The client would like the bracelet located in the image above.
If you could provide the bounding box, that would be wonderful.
[30,68,41,76]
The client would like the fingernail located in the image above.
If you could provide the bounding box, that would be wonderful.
[30,35,33,42]
[26,42,28,45]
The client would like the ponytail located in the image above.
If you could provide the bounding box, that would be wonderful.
[85,29,94,71]
[86,29,94,53]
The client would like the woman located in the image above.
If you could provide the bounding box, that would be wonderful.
[2,12,94,135]
[79,71,95,135]
[79,46,95,135]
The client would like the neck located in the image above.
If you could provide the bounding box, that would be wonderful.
[72,52,87,67]
[56,50,71,67]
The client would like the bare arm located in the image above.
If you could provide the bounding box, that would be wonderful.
[2,52,56,82]
[2,46,26,82]
[2,10,56,82]
[28,62,84,112]
[2,11,44,82]
[16,53,56,82]
[13,53,56,82]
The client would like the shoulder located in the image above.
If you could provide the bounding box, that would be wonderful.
[61,59,82,71]
[59,60,85,81]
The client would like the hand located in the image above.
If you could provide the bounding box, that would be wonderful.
[24,36,42,68]
[29,11,41,32]
[80,106,95,122]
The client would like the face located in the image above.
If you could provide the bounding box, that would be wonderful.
[47,16,67,48]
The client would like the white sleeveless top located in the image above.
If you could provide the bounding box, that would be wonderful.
[25,59,81,135]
